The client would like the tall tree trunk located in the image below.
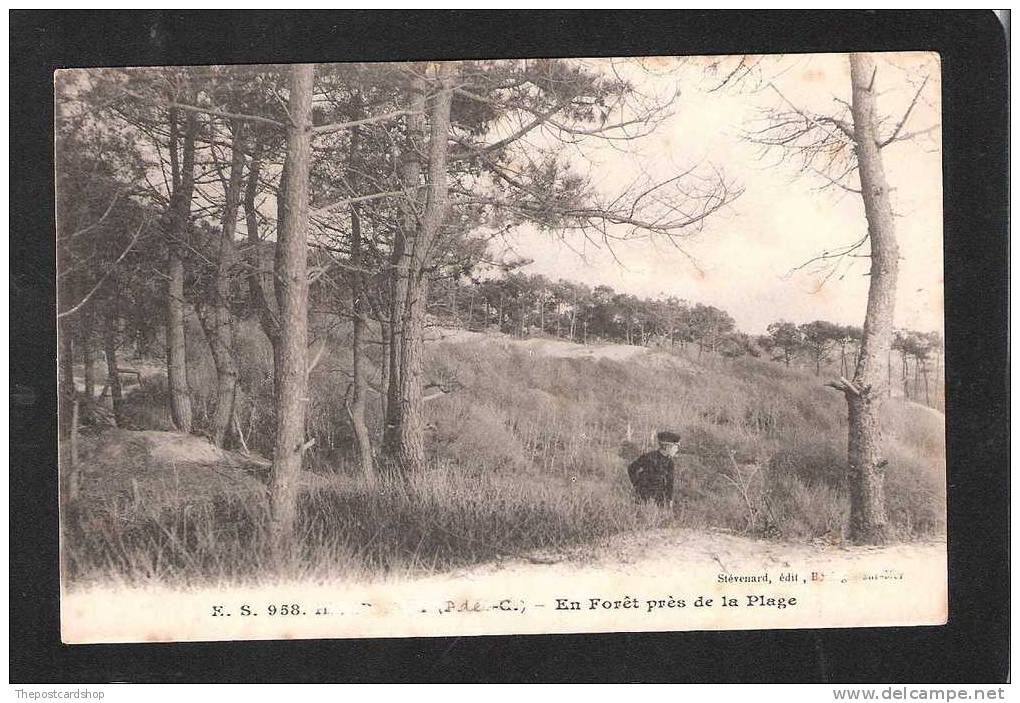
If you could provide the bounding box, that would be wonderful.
[905,353,913,397]
[378,316,391,442]
[887,348,892,397]
[841,52,899,545]
[58,316,80,503]
[449,277,457,321]
[103,319,124,427]
[165,103,198,434]
[383,69,427,458]
[366,289,390,442]
[383,241,405,453]
[349,210,374,477]
[243,142,281,348]
[382,229,405,453]
[921,359,930,406]
[934,346,942,406]
[81,311,95,406]
[166,253,192,431]
[347,109,374,479]
[269,64,314,549]
[200,121,246,447]
[58,317,76,442]
[397,61,455,475]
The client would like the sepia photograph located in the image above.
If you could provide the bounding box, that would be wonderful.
[52,49,951,644]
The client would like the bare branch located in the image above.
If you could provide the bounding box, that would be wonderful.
[825,376,861,396]
[310,189,410,217]
[312,108,421,135]
[449,97,575,161]
[454,87,669,143]
[885,124,938,144]
[58,217,147,319]
[65,186,125,240]
[809,167,861,194]
[767,82,854,140]
[879,75,930,148]
[784,234,869,280]
[121,88,286,129]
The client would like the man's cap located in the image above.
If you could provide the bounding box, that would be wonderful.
[656,430,681,444]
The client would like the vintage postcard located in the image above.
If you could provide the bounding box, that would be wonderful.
[56,51,946,643]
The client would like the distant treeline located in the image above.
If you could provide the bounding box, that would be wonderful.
[426,271,944,405]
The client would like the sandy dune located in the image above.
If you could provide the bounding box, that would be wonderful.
[426,326,652,361]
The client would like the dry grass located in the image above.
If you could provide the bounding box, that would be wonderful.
[425,338,944,542]
[65,319,946,588]
[64,456,668,588]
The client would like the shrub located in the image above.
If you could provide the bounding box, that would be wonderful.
[431,398,529,474]
[119,377,175,431]
[764,474,847,540]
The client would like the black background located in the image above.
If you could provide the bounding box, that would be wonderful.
[9,10,1009,683]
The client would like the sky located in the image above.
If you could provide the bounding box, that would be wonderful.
[500,53,943,335]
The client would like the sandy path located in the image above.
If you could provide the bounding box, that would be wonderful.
[441,525,947,585]
[62,526,947,643]
[72,360,163,399]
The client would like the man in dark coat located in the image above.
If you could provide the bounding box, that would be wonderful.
[628,431,682,507]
